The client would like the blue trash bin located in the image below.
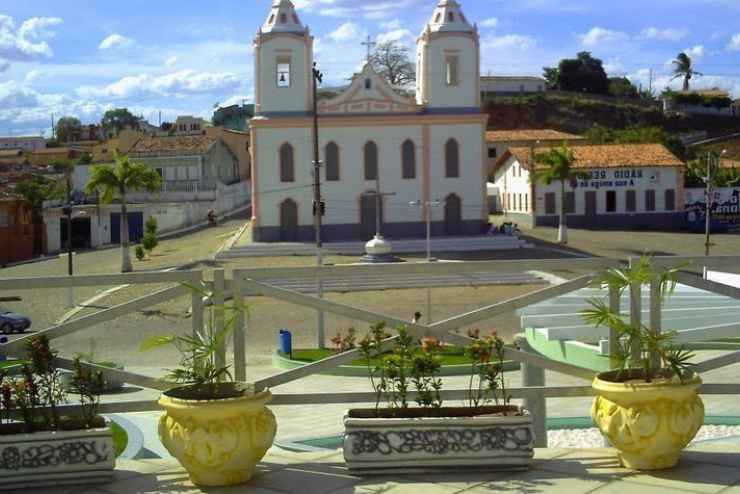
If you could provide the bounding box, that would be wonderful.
[0,337,6,361]
[278,329,292,357]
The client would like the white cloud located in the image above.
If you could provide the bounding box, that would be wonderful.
[329,22,361,42]
[684,45,705,59]
[641,27,688,41]
[379,19,403,31]
[295,0,421,20]
[376,28,414,44]
[165,56,179,68]
[728,34,740,52]
[580,27,628,47]
[78,69,241,100]
[0,15,63,62]
[0,60,9,73]
[604,58,624,74]
[480,18,499,29]
[98,34,133,50]
[482,34,537,51]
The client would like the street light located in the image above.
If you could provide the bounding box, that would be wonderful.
[704,149,727,258]
[409,199,442,263]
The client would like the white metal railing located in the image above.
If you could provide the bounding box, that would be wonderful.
[1,256,740,448]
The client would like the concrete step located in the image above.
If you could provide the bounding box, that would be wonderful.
[218,236,530,258]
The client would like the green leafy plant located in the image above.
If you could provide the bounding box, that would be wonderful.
[70,357,105,428]
[466,329,510,408]
[27,335,65,430]
[582,256,696,383]
[331,327,357,353]
[135,246,146,261]
[142,217,159,253]
[140,282,246,389]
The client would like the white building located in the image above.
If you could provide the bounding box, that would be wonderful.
[480,76,546,96]
[250,0,488,242]
[492,143,685,230]
[0,136,46,152]
[173,116,208,136]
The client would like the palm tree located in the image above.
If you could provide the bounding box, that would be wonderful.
[533,143,587,245]
[85,152,161,272]
[671,52,702,91]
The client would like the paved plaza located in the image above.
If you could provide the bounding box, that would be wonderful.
[21,441,740,494]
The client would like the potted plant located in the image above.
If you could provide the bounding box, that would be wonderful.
[343,323,534,474]
[141,284,276,487]
[0,335,115,489]
[584,257,704,470]
[59,339,126,393]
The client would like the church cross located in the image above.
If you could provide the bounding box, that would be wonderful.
[361,35,376,61]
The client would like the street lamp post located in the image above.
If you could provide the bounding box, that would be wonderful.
[704,149,727,258]
[410,199,442,324]
[63,174,75,308]
[409,199,441,262]
[311,61,326,349]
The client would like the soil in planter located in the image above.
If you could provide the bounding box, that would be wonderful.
[599,368,690,384]
[0,415,106,435]
[164,381,256,401]
[348,405,524,419]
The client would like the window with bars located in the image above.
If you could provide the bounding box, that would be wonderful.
[565,191,575,214]
[277,60,291,87]
[445,56,459,86]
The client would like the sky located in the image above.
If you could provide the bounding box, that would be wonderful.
[1,0,740,137]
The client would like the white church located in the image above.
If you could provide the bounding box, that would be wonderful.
[249,0,488,242]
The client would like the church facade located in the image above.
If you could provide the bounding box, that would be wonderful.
[250,0,488,242]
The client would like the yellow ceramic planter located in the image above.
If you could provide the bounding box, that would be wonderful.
[591,370,704,470]
[158,386,277,487]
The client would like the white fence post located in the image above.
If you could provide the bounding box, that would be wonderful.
[191,271,203,340]
[233,272,247,382]
[629,258,642,366]
[649,277,662,373]
[608,284,620,369]
[518,337,547,448]
[214,269,226,374]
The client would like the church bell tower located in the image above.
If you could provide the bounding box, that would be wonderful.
[416,0,480,110]
[254,0,313,115]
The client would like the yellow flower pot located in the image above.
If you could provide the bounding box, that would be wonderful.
[591,369,704,470]
[158,384,277,487]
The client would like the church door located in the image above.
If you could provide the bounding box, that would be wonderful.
[279,199,299,242]
[360,192,382,240]
[444,194,463,236]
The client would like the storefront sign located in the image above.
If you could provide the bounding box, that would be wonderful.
[577,168,660,189]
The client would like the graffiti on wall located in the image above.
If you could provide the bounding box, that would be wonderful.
[685,187,740,232]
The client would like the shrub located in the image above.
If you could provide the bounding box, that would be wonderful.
[135,245,145,261]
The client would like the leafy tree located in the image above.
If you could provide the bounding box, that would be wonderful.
[369,41,415,87]
[101,108,140,136]
[608,77,638,98]
[78,153,92,165]
[55,117,82,143]
[544,52,609,94]
[533,143,589,244]
[161,122,173,131]
[85,152,161,272]
[135,246,146,262]
[685,154,740,188]
[15,176,61,225]
[671,53,702,92]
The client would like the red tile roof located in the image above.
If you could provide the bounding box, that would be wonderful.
[486,129,584,143]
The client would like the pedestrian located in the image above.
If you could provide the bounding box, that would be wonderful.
[412,311,422,324]
[207,209,217,226]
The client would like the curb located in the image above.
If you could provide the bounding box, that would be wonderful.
[271,351,521,377]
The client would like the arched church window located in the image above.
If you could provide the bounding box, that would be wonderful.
[448,12,455,21]
[325,142,340,181]
[365,79,372,90]
[280,13,287,24]
[280,143,295,182]
[401,140,416,179]
[434,12,441,23]
[364,141,378,181]
[445,139,459,178]
[292,14,299,23]
[268,14,275,24]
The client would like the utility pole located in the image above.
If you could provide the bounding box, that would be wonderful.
[705,149,727,257]
[312,61,326,349]
[63,172,75,307]
[410,199,442,325]
[648,68,654,96]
